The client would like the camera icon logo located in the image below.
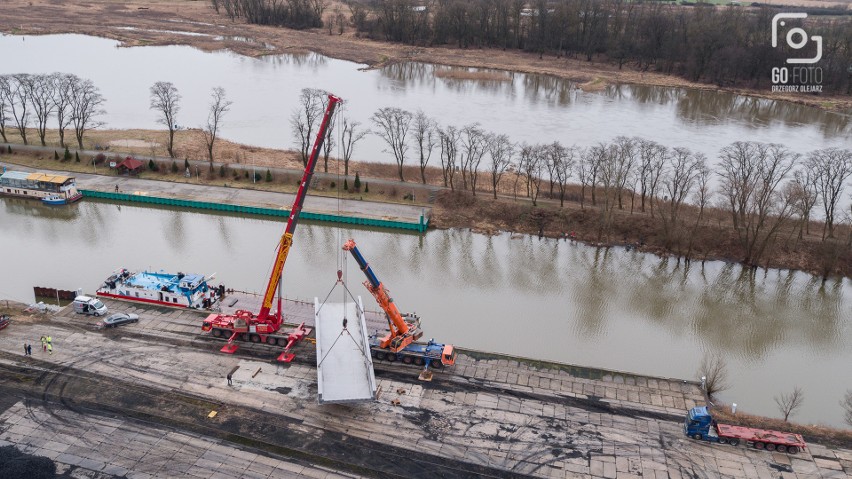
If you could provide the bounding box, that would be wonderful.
[772,13,822,64]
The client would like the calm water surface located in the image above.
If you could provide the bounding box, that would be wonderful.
[1,197,850,426]
[1,34,849,164]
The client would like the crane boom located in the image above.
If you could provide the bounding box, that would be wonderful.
[343,238,422,352]
[257,94,341,321]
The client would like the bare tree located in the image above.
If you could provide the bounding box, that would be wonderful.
[520,144,545,206]
[718,142,797,265]
[843,390,852,427]
[774,387,804,422]
[52,73,77,149]
[575,145,602,209]
[290,88,326,166]
[698,354,729,400]
[7,74,32,145]
[790,168,820,239]
[201,87,233,171]
[807,148,852,240]
[646,142,668,218]
[341,117,367,177]
[149,81,181,158]
[550,142,576,207]
[321,108,337,173]
[28,74,54,146]
[372,107,412,181]
[69,78,105,149]
[0,75,10,143]
[612,136,637,210]
[657,148,704,249]
[488,134,514,199]
[685,160,711,260]
[411,110,436,184]
[461,124,489,195]
[438,125,461,190]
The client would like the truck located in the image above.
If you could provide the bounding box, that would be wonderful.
[684,407,806,454]
[201,93,341,362]
[342,238,455,380]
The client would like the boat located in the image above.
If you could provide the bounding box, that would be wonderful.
[0,170,83,204]
[96,269,224,309]
[42,194,75,205]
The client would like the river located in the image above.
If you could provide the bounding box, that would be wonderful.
[1,33,849,165]
[1,197,850,426]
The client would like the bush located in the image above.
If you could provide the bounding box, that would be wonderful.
[266,169,273,182]
[6,145,10,154]
[171,161,179,173]
[93,153,106,165]
[254,172,262,182]
[244,170,249,179]
[354,172,361,191]
[184,158,190,171]
[330,181,336,189]
[219,164,227,178]
[148,159,158,171]
[343,179,348,191]
[364,182,369,193]
[63,146,71,161]
[75,151,80,162]
[54,150,59,160]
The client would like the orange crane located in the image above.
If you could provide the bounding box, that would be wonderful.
[343,238,455,379]
[202,93,342,361]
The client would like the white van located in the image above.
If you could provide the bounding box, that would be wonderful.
[72,295,108,316]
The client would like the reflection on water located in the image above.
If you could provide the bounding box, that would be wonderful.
[1,198,850,424]
[1,34,849,162]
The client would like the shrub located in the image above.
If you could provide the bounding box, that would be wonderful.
[244,170,249,179]
[148,159,158,171]
[343,179,348,191]
[6,145,10,154]
[93,153,106,165]
[184,158,190,171]
[63,146,71,161]
[171,161,179,173]
[266,169,272,182]
[75,151,80,163]
[254,172,262,182]
[354,172,361,191]
[364,182,369,193]
[219,164,227,178]
[54,150,59,160]
[698,354,729,400]
[330,181,336,189]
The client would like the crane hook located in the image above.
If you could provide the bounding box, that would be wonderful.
[337,269,343,281]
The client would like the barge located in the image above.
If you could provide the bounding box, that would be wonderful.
[97,269,223,309]
[0,170,82,204]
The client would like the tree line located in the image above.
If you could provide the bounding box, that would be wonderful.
[340,0,852,94]
[290,89,852,268]
[211,0,324,29]
[0,73,105,150]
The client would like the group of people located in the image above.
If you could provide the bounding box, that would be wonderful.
[23,335,53,356]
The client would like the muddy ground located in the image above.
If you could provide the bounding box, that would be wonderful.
[0,0,850,113]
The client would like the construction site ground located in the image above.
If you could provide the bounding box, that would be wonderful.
[0,299,850,478]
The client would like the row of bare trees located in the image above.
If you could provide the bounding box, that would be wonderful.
[340,1,852,94]
[0,73,105,149]
[211,0,324,29]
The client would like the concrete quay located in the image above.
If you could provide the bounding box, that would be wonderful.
[0,299,849,478]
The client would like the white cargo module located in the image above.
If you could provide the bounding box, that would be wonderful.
[315,297,377,404]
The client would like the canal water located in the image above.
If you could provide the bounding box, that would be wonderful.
[1,34,849,165]
[1,197,850,426]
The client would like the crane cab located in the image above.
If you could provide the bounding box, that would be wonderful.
[441,345,456,366]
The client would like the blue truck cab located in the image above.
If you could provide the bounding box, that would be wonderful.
[684,406,720,442]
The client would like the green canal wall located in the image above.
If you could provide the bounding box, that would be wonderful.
[80,190,429,233]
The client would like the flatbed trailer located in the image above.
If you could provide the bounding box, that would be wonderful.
[685,407,806,454]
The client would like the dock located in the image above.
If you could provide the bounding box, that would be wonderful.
[0,298,847,478]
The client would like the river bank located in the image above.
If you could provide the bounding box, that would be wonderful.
[3,132,851,279]
[1,0,850,113]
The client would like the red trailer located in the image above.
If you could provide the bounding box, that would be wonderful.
[685,407,806,454]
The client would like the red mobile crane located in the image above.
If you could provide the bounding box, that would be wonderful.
[202,94,342,362]
[343,239,455,379]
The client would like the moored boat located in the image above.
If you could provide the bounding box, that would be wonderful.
[0,170,83,204]
[96,269,224,309]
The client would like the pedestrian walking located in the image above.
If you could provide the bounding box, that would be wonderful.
[115,184,119,192]
[27,344,32,356]
[40,336,46,352]
[47,343,53,355]
[226,372,232,386]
